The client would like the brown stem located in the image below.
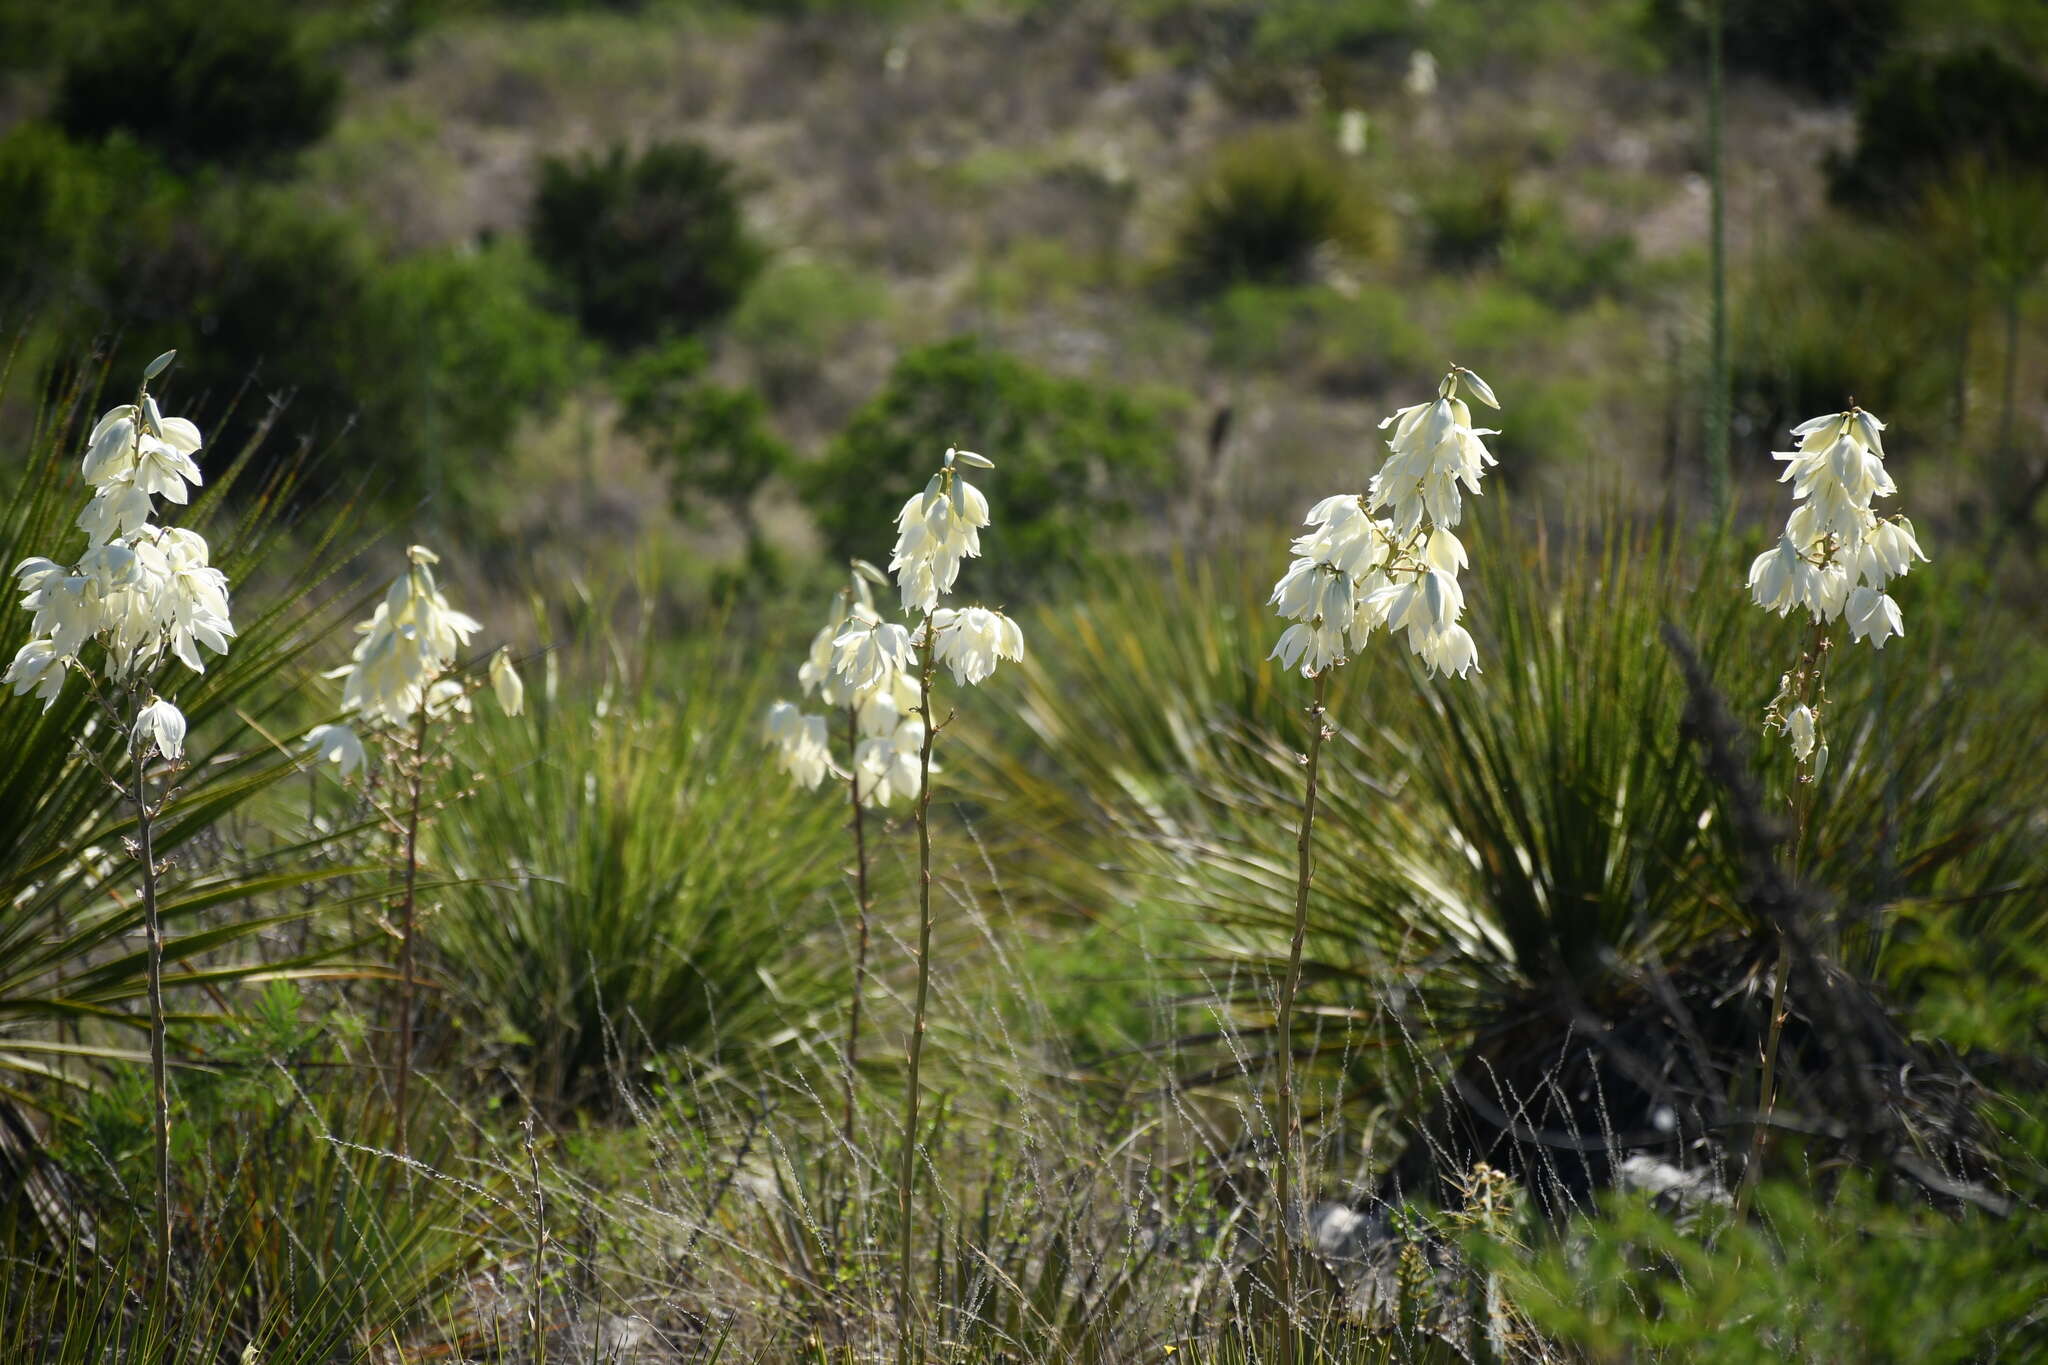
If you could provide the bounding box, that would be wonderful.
[394,703,431,1158]
[1274,670,1330,1357]
[135,734,172,1273]
[895,629,938,1365]
[843,703,873,1147]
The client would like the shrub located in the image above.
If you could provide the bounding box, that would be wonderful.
[91,194,581,508]
[804,337,1181,594]
[1830,46,2048,211]
[1419,166,1518,270]
[1172,130,1387,295]
[1648,0,1903,97]
[529,140,766,351]
[0,123,115,315]
[616,339,792,572]
[1729,222,1953,447]
[53,0,340,171]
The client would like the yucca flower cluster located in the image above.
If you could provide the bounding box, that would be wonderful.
[767,561,929,807]
[1269,366,1500,678]
[4,352,233,760]
[305,545,520,777]
[1747,404,1926,764]
[888,448,1025,685]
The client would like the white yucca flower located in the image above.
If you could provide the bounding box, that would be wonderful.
[5,357,234,716]
[925,605,1025,687]
[337,546,483,726]
[888,447,991,615]
[133,695,187,761]
[1749,402,1926,768]
[1747,404,1924,642]
[304,722,368,778]
[764,700,835,790]
[1268,367,1498,679]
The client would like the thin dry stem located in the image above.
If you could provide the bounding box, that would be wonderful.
[896,626,938,1365]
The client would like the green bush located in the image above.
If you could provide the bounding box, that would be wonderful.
[1830,46,2048,211]
[529,140,766,351]
[617,339,792,574]
[1730,221,1953,448]
[804,337,1182,594]
[1172,130,1387,295]
[88,193,581,507]
[53,0,340,171]
[0,123,118,315]
[1648,0,1903,97]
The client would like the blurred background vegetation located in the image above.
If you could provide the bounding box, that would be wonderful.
[3,0,2048,1359]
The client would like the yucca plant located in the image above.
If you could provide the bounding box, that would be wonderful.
[0,351,378,1113]
[425,617,864,1115]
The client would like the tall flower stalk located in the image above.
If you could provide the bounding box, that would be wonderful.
[5,350,235,1267]
[766,559,923,1144]
[305,545,521,1155]
[857,446,1023,1363]
[1263,366,1503,1343]
[1740,400,1925,1212]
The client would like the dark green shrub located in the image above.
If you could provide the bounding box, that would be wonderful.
[54,0,340,171]
[617,339,792,571]
[529,140,766,351]
[1420,167,1517,270]
[1729,222,1952,447]
[1649,0,1903,97]
[1830,47,2048,211]
[804,338,1181,593]
[1173,131,1386,295]
[0,123,117,314]
[93,193,581,507]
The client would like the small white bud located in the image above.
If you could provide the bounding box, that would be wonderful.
[143,349,178,381]
[952,449,995,469]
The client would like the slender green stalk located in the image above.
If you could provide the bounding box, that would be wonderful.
[1274,670,1331,1357]
[133,728,172,1270]
[1705,0,1731,522]
[1737,619,1827,1223]
[843,702,873,1147]
[895,629,938,1365]
[394,703,432,1158]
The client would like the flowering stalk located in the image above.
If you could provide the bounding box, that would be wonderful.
[894,622,938,1362]
[1272,670,1329,1350]
[842,700,872,1147]
[1739,399,1925,1216]
[5,351,235,1272]
[841,445,1019,1363]
[1262,366,1502,1340]
[132,720,172,1260]
[301,546,521,1154]
[393,701,430,1159]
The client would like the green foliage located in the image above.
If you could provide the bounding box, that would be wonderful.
[1206,283,1431,386]
[53,0,340,172]
[729,257,890,394]
[0,125,118,317]
[1730,221,1954,448]
[1830,46,2048,211]
[1488,1165,2048,1361]
[84,192,581,507]
[1649,0,1904,97]
[0,359,373,1108]
[40,983,486,1358]
[425,627,859,1113]
[1173,131,1388,295]
[617,340,791,552]
[529,140,766,351]
[1419,167,1518,271]
[805,337,1181,596]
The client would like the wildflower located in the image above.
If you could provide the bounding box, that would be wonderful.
[888,447,991,615]
[926,605,1024,687]
[304,722,367,778]
[1270,366,1500,678]
[1748,401,1925,764]
[3,638,70,709]
[338,546,482,725]
[765,700,834,789]
[832,606,917,693]
[491,648,525,716]
[854,716,928,807]
[1782,704,1817,762]
[134,696,187,761]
